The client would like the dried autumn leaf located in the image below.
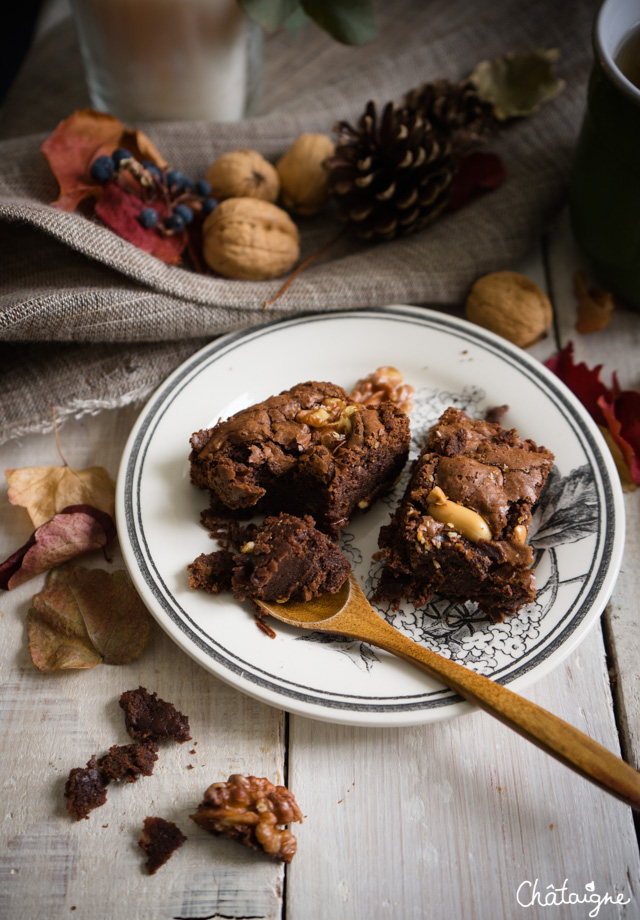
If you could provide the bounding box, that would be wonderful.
[545,342,640,485]
[447,151,506,211]
[94,182,185,264]
[598,426,637,492]
[2,505,116,590]
[27,565,152,671]
[574,270,615,334]
[469,49,565,121]
[544,342,608,423]
[41,108,167,212]
[599,387,640,485]
[5,463,115,528]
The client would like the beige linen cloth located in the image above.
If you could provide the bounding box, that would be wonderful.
[0,0,597,442]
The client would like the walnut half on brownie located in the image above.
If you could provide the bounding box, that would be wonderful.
[374,407,554,622]
[189,380,410,539]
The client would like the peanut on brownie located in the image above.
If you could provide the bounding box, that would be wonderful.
[374,407,554,621]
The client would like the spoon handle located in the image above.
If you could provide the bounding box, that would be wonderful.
[335,580,640,810]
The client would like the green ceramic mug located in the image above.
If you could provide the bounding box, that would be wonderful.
[569,0,640,309]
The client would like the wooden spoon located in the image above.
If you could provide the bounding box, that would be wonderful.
[256,574,640,810]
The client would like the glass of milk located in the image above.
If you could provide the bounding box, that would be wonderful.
[69,0,263,122]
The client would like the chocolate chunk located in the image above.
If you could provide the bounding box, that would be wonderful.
[139,816,187,874]
[119,687,191,744]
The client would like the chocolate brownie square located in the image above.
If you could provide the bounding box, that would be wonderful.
[189,380,410,538]
[374,407,554,621]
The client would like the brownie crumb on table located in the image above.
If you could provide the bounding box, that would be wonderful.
[64,756,108,821]
[190,774,303,863]
[119,687,191,744]
[374,407,554,622]
[97,742,159,783]
[188,512,351,604]
[139,816,187,874]
[189,380,410,539]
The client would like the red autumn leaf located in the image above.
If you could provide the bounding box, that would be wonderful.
[94,182,186,264]
[546,342,640,485]
[447,151,506,211]
[0,504,116,590]
[599,389,640,484]
[41,108,167,212]
[544,342,608,424]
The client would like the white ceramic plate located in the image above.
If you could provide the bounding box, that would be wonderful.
[117,306,625,726]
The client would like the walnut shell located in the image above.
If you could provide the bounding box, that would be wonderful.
[205,149,280,203]
[276,133,336,216]
[465,271,553,348]
[202,198,300,281]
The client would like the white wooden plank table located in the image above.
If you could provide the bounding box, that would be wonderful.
[1,212,640,919]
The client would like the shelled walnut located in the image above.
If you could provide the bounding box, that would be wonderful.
[350,366,414,414]
[190,774,303,863]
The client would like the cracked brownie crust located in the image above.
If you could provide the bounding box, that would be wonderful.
[189,380,410,538]
[374,407,554,621]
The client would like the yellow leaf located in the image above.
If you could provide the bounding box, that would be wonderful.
[5,465,116,528]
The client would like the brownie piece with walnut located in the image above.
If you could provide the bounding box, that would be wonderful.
[190,774,302,863]
[188,512,351,604]
[374,407,554,622]
[189,380,410,539]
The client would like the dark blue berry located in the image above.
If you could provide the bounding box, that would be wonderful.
[180,176,194,190]
[112,147,132,166]
[201,197,218,216]
[89,155,115,183]
[174,203,194,225]
[166,169,183,189]
[141,160,162,180]
[138,208,159,229]
[165,212,186,232]
[195,179,211,197]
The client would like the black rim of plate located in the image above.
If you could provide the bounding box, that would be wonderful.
[121,307,620,716]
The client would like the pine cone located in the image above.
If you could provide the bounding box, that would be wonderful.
[405,79,496,151]
[328,101,456,242]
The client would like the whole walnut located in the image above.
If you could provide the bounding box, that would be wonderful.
[277,133,336,216]
[205,149,280,203]
[465,271,553,348]
[203,198,300,281]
